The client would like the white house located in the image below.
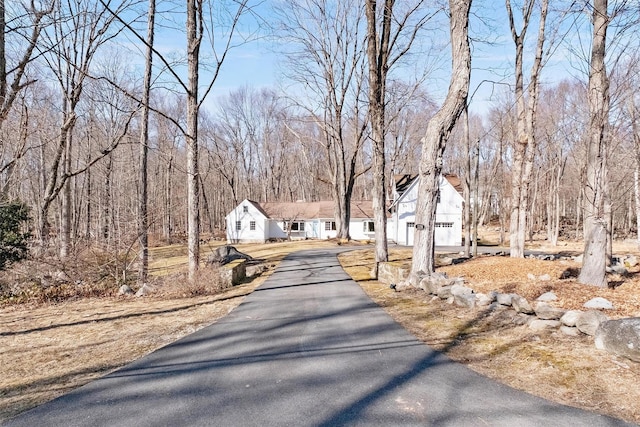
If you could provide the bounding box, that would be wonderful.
[387,174,464,246]
[226,200,377,243]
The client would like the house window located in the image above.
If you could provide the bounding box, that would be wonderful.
[249,221,256,231]
[363,221,375,233]
[325,221,336,231]
[235,220,242,231]
[436,191,441,204]
[243,206,249,213]
[435,222,453,228]
[407,222,415,228]
[290,221,305,231]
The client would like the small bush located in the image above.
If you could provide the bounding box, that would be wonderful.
[0,244,133,305]
[155,266,230,298]
[0,200,31,270]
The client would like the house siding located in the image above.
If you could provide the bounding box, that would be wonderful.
[349,219,376,240]
[388,175,463,246]
[226,200,376,243]
[225,200,269,243]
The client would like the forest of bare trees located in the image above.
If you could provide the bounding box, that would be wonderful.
[2,0,640,288]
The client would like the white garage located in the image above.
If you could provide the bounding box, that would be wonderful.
[387,174,464,247]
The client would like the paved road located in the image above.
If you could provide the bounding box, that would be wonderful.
[5,248,635,427]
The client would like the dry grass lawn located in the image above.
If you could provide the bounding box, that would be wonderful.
[338,240,640,424]
[0,239,341,423]
[3,235,640,424]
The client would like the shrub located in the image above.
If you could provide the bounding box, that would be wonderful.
[156,266,229,298]
[0,200,30,270]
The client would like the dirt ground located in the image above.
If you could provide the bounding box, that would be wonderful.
[338,238,640,425]
[2,236,640,424]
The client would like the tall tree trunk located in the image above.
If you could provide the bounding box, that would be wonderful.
[186,0,201,281]
[138,0,154,286]
[163,156,173,243]
[507,0,548,257]
[629,101,640,249]
[85,153,92,239]
[200,174,213,233]
[365,0,392,273]
[331,133,351,240]
[578,0,609,287]
[411,0,472,275]
[60,127,73,258]
[635,167,640,250]
[472,139,480,257]
[462,106,471,257]
[103,154,113,243]
[0,0,5,104]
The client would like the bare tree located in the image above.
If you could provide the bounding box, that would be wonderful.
[0,1,53,194]
[506,0,549,258]
[98,0,254,280]
[37,0,132,257]
[275,0,369,240]
[137,0,154,285]
[385,84,433,182]
[365,0,437,273]
[185,0,201,280]
[182,0,254,280]
[411,0,472,275]
[578,0,610,287]
[628,93,640,249]
[0,0,53,126]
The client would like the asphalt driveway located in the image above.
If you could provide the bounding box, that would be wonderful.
[4,248,635,426]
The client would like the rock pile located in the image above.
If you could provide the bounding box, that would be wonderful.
[380,261,640,363]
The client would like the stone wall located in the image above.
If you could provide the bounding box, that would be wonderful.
[377,261,640,363]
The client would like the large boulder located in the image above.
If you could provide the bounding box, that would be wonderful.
[583,297,614,310]
[453,293,476,309]
[451,284,473,297]
[560,326,581,336]
[436,285,454,300]
[419,272,459,295]
[377,262,410,285]
[207,245,254,266]
[536,291,558,302]
[475,292,496,307]
[118,284,134,296]
[454,294,476,309]
[595,318,640,362]
[529,319,561,331]
[496,293,514,306]
[534,302,566,320]
[246,264,267,278]
[607,265,628,276]
[511,295,535,315]
[135,284,154,297]
[576,310,609,336]
[560,310,583,327]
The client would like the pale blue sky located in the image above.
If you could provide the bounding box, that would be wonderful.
[148,1,600,118]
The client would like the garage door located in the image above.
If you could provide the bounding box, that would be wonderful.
[406,222,415,246]
[434,222,454,246]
